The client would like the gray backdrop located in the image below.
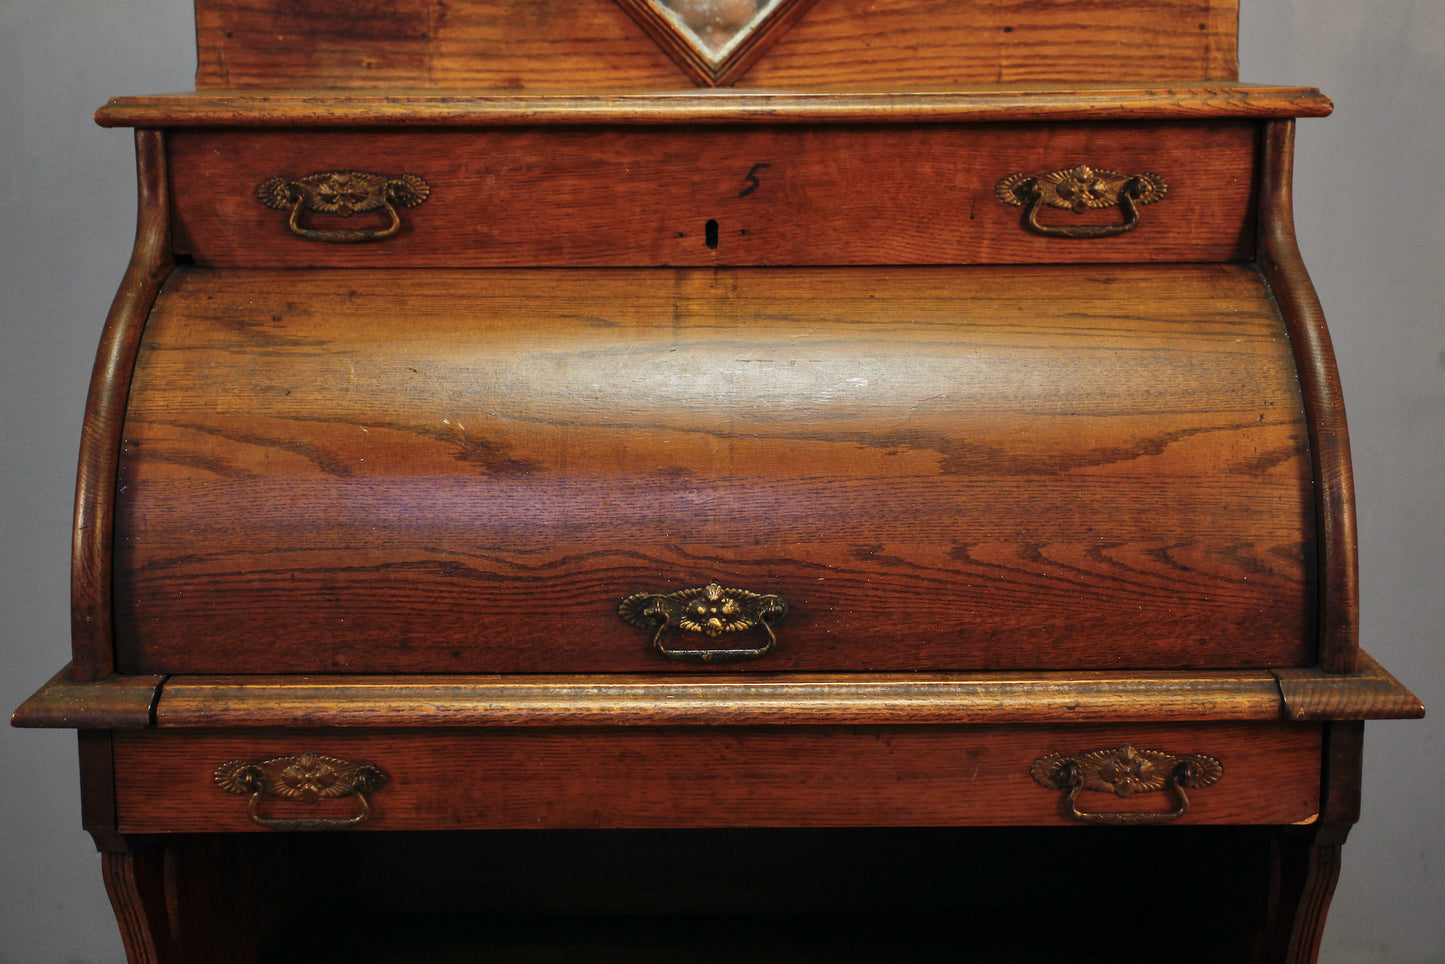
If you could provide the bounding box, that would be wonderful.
[2,1,1440,960]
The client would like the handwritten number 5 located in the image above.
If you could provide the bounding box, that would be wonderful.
[739,162,772,198]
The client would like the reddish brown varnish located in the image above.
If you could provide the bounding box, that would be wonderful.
[193,0,1243,90]
[114,263,1314,674]
[165,121,1260,268]
[112,721,1321,832]
[13,1,1425,961]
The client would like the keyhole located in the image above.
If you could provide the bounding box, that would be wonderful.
[704,219,719,249]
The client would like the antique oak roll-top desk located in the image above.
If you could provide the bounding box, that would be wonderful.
[14,1,1424,962]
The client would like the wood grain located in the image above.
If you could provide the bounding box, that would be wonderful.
[70,130,174,680]
[101,848,173,964]
[1273,652,1424,721]
[151,670,1292,727]
[10,664,162,729]
[93,85,1333,129]
[114,263,1316,674]
[111,721,1321,832]
[165,120,1260,268]
[1257,119,1358,675]
[192,0,1241,90]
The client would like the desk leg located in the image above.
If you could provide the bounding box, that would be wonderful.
[101,844,174,964]
[1274,721,1362,963]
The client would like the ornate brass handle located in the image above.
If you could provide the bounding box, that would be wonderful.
[1031,745,1222,826]
[996,165,1167,239]
[257,171,430,243]
[619,581,789,664]
[214,753,387,830]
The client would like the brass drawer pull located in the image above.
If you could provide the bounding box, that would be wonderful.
[257,171,430,243]
[619,581,789,664]
[214,753,387,830]
[996,165,1166,239]
[1031,745,1221,826]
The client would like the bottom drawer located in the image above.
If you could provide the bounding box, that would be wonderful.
[113,722,1321,832]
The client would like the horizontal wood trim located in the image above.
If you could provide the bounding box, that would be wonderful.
[165,121,1260,267]
[95,85,1332,128]
[112,722,1321,831]
[1273,653,1425,722]
[15,657,1419,731]
[152,670,1290,727]
[191,0,1242,90]
[11,665,163,729]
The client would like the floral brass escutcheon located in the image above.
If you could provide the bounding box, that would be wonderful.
[215,752,388,830]
[620,581,789,663]
[257,171,430,243]
[1031,745,1222,826]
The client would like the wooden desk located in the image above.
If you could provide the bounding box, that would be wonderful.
[14,2,1422,961]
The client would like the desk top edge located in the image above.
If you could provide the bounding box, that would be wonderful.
[95,84,1332,129]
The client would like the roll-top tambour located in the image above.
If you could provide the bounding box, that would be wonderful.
[114,263,1315,673]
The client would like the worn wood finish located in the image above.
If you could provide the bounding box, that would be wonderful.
[94,85,1332,128]
[1273,652,1424,721]
[10,665,162,729]
[115,263,1314,674]
[166,120,1259,268]
[152,670,1293,728]
[1258,119,1359,675]
[71,130,173,681]
[193,0,1241,90]
[112,721,1321,832]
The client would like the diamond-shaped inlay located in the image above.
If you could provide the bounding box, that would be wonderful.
[616,0,819,86]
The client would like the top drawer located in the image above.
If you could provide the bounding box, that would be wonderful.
[166,120,1259,267]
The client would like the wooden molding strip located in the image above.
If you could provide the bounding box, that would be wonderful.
[1273,653,1425,722]
[11,665,163,729]
[95,85,1332,129]
[17,656,1418,730]
[70,130,174,681]
[154,671,1289,727]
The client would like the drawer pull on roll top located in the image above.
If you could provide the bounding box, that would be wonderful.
[214,753,388,830]
[996,165,1167,239]
[1031,745,1222,826]
[256,170,431,243]
[619,581,789,664]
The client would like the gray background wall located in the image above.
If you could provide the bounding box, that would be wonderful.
[1,1,1440,960]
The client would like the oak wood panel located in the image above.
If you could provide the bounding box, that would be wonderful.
[71,130,174,680]
[193,0,1241,90]
[166,121,1259,268]
[152,670,1292,728]
[1258,120,1359,674]
[111,722,1321,832]
[747,0,1241,88]
[114,263,1316,674]
[94,85,1333,129]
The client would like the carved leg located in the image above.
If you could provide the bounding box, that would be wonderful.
[1270,721,1362,963]
[1281,843,1343,964]
[101,844,176,964]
